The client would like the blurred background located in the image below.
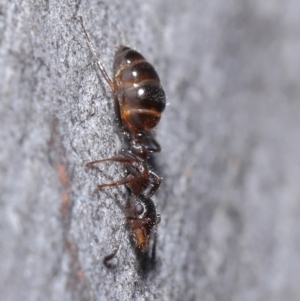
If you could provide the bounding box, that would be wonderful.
[1,1,300,300]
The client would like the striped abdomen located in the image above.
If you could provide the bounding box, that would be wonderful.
[113,46,166,132]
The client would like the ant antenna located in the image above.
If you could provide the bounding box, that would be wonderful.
[103,219,127,267]
[77,15,115,92]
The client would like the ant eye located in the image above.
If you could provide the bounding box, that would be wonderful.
[135,203,144,215]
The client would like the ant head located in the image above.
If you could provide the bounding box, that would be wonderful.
[126,196,160,253]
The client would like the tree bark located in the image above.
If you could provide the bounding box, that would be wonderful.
[1,1,300,300]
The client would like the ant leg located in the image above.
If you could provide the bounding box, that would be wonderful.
[145,170,161,198]
[87,156,142,190]
[86,156,137,168]
[145,133,161,152]
[78,16,126,137]
[86,153,143,192]
[113,97,127,135]
[77,16,115,92]
[151,226,158,261]
[96,176,141,190]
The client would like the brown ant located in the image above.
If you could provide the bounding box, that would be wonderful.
[78,16,165,264]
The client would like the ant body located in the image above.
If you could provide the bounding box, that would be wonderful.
[78,16,165,265]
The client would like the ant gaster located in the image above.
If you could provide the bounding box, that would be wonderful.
[78,16,165,264]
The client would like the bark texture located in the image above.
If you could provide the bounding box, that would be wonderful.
[1,1,300,300]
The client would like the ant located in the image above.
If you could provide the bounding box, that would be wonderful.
[78,16,165,265]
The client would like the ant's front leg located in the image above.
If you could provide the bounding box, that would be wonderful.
[96,175,141,191]
[150,225,158,261]
[86,155,136,168]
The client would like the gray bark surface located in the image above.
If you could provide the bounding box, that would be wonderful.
[1,1,300,300]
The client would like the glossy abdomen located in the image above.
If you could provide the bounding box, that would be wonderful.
[113,46,166,132]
